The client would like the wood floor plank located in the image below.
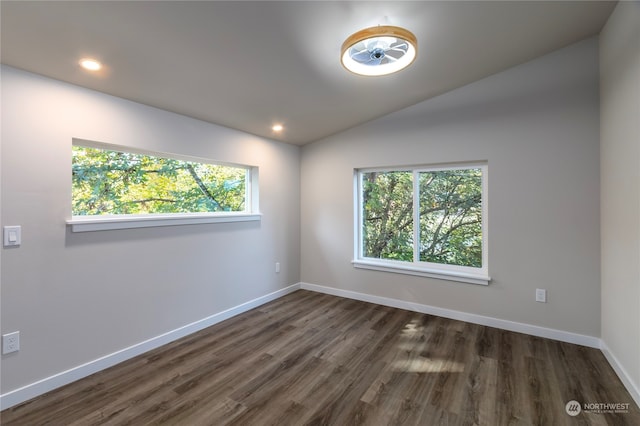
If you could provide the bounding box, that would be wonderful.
[2,290,639,426]
[459,354,499,426]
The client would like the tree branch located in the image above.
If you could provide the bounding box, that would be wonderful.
[127,198,176,204]
[186,164,222,210]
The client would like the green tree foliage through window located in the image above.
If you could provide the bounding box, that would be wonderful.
[419,169,482,267]
[72,146,247,215]
[362,171,414,261]
[361,166,484,269]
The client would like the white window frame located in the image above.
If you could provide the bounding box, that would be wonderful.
[67,139,260,232]
[353,163,490,286]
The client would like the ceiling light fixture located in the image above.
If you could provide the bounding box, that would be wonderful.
[79,58,102,71]
[272,124,284,132]
[341,25,417,77]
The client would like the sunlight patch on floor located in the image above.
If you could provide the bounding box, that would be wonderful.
[392,357,465,373]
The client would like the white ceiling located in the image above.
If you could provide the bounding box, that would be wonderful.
[1,1,615,145]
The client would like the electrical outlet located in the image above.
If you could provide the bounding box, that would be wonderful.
[536,289,547,303]
[275,262,281,273]
[2,331,20,354]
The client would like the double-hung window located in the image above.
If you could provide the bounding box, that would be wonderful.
[354,163,489,285]
[67,140,260,232]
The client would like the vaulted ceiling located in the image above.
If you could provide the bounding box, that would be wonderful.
[1,1,615,145]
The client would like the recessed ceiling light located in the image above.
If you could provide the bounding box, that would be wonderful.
[341,25,417,76]
[272,124,284,132]
[79,58,102,71]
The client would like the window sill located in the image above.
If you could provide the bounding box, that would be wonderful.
[66,213,262,232]
[352,259,490,286]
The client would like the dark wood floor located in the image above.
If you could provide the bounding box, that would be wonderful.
[2,290,638,425]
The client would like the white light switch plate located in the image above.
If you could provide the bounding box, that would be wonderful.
[3,226,21,247]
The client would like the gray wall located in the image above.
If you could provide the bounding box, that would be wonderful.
[600,1,640,398]
[301,38,601,337]
[0,66,300,393]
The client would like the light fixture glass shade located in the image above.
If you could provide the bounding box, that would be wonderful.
[341,26,417,76]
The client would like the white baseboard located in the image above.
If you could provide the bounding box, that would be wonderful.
[600,341,640,408]
[299,282,601,348]
[0,283,300,411]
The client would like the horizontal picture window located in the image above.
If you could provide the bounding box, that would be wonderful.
[68,140,259,232]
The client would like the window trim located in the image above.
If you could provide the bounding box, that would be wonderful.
[353,162,490,285]
[67,139,260,232]
[66,212,262,232]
